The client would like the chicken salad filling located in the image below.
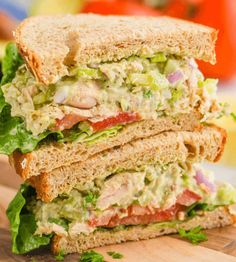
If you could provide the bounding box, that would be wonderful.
[2,54,223,136]
[23,162,236,238]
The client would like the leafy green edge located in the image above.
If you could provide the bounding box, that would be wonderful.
[6,184,52,254]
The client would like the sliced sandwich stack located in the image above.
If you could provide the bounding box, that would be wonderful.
[1,14,235,255]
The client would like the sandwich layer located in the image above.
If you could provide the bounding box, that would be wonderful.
[11,111,201,179]
[1,16,223,157]
[52,206,234,254]
[29,161,236,240]
[28,125,226,202]
[7,162,236,255]
[15,15,217,85]
[2,51,222,138]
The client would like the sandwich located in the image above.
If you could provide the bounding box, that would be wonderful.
[2,14,235,256]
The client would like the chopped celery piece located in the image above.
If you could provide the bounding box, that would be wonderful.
[199,78,218,95]
[129,71,169,90]
[77,68,102,79]
[78,121,93,135]
[215,183,236,205]
[170,87,183,104]
[151,53,167,63]
[164,59,179,75]
[33,92,47,105]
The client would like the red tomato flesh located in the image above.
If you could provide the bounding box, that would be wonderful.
[90,112,141,132]
[89,204,183,228]
[176,189,202,206]
[89,190,202,228]
[54,112,141,132]
[54,114,88,131]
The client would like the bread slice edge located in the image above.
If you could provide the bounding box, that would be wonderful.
[28,125,226,202]
[14,15,217,84]
[10,112,202,180]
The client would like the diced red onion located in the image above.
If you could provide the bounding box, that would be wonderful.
[167,70,184,84]
[195,170,216,193]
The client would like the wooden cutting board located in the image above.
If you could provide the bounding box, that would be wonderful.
[1,185,236,262]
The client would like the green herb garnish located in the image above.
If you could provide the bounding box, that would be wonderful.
[178,226,208,244]
[143,89,152,98]
[107,251,124,259]
[84,192,98,206]
[55,250,65,261]
[80,250,104,262]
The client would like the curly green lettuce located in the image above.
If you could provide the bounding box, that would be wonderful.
[0,43,23,113]
[6,184,52,254]
[0,43,123,155]
[0,43,54,155]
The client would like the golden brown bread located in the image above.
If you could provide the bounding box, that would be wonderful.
[52,206,234,254]
[14,14,218,84]
[10,112,202,180]
[28,125,226,202]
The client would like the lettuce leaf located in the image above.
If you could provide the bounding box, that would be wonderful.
[0,43,62,155]
[0,44,62,155]
[0,43,23,113]
[0,106,63,155]
[6,184,52,254]
[58,124,123,145]
[1,43,23,86]
[186,203,217,218]
[0,43,123,155]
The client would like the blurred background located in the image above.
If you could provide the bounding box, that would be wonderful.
[0,0,235,192]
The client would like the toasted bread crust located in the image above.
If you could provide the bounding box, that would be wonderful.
[52,207,234,254]
[28,126,226,202]
[211,124,227,162]
[10,112,202,180]
[14,14,217,84]
[10,151,32,181]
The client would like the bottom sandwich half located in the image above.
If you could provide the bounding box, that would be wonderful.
[7,160,236,255]
[52,206,234,254]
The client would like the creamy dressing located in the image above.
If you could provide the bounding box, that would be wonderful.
[2,55,222,136]
[29,162,233,238]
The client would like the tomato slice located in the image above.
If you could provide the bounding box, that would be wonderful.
[54,114,88,131]
[176,189,202,206]
[108,204,183,227]
[89,190,202,228]
[90,112,141,132]
[54,112,141,132]
[89,204,183,228]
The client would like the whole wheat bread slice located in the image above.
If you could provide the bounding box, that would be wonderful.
[14,14,217,84]
[11,112,201,180]
[52,206,234,254]
[28,125,226,202]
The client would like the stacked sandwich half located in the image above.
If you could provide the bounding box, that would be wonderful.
[2,14,235,255]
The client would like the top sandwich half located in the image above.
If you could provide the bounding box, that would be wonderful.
[0,14,227,159]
